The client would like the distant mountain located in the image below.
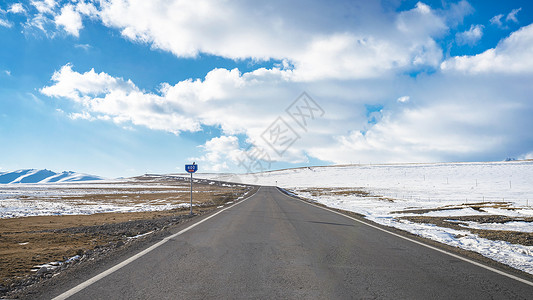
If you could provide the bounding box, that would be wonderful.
[0,169,105,184]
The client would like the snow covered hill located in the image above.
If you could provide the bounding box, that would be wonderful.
[0,169,104,184]
[195,160,533,206]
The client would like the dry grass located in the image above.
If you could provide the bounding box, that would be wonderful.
[391,202,513,214]
[0,210,181,286]
[401,215,533,246]
[296,187,394,202]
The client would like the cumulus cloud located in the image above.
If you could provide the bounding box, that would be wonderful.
[397,96,410,103]
[31,0,56,14]
[18,0,95,36]
[54,4,82,36]
[42,55,533,170]
[92,0,450,80]
[37,1,533,169]
[506,8,522,23]
[5,0,454,79]
[75,1,98,18]
[69,111,93,121]
[189,136,242,172]
[21,0,58,35]
[8,3,26,14]
[0,18,11,28]
[490,14,504,27]
[456,24,484,46]
[441,0,474,27]
[41,64,201,133]
[396,2,447,38]
[40,64,136,101]
[442,23,533,73]
[491,8,522,28]
[0,7,11,27]
[309,72,533,164]
[40,63,341,166]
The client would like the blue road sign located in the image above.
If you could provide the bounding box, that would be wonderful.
[185,164,198,173]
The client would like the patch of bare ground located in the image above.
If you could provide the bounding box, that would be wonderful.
[400,215,533,246]
[392,202,533,245]
[296,187,394,202]
[0,178,256,298]
[391,201,513,214]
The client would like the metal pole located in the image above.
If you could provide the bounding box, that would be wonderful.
[190,172,193,215]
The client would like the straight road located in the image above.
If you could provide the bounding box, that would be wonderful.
[47,186,532,299]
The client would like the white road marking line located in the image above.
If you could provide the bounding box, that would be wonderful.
[52,187,261,300]
[280,188,533,287]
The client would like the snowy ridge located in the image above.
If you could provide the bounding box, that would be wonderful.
[0,169,104,184]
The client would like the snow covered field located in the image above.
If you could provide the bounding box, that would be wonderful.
[0,175,252,219]
[196,161,533,274]
[0,180,192,219]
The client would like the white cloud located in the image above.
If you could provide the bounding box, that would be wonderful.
[5,0,451,79]
[75,1,98,18]
[490,14,504,27]
[506,8,522,23]
[519,152,533,160]
[441,0,474,27]
[456,24,484,46]
[38,2,533,169]
[42,58,533,170]
[69,111,94,121]
[442,23,533,73]
[54,4,82,37]
[0,18,12,28]
[3,70,11,76]
[309,72,533,164]
[41,64,136,101]
[8,3,26,14]
[41,63,332,165]
[75,43,91,51]
[30,0,56,14]
[23,0,58,35]
[397,96,410,103]
[21,0,94,36]
[290,34,407,80]
[41,64,202,133]
[189,136,242,172]
[13,1,456,79]
[491,8,522,28]
[93,0,449,80]
[396,2,447,38]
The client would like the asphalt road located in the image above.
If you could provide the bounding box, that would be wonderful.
[46,186,532,299]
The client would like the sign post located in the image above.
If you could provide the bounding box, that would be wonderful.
[185,162,198,215]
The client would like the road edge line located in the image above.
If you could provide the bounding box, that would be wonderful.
[278,188,533,287]
[52,187,261,300]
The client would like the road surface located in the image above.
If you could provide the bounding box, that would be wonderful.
[45,186,532,299]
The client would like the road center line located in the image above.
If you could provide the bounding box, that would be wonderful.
[52,187,261,300]
[280,188,533,287]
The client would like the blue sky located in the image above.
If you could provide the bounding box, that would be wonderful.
[1,0,533,178]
